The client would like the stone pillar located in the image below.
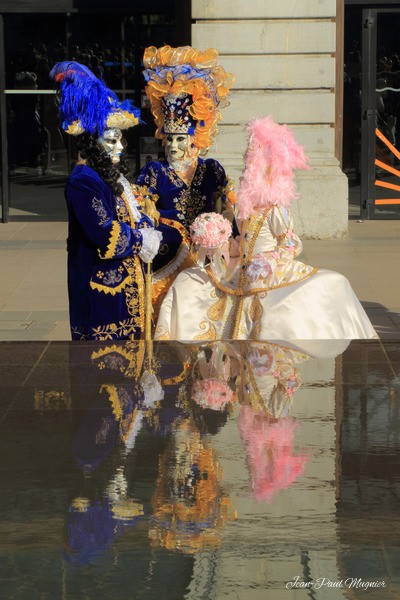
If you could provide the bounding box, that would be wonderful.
[192,0,349,239]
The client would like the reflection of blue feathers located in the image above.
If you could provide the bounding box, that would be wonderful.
[64,498,122,564]
[64,496,143,564]
[50,61,140,135]
[71,409,119,472]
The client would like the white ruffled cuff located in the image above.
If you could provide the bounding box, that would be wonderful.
[138,228,163,263]
[140,371,165,407]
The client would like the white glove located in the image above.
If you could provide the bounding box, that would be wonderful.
[138,228,162,263]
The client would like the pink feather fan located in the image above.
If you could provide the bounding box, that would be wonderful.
[237,115,310,219]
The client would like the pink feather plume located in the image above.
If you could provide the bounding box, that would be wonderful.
[237,115,311,219]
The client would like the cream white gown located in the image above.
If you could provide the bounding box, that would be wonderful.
[154,206,378,341]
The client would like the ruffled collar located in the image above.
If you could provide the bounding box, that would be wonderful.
[118,173,142,222]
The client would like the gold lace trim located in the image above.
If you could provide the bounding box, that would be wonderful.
[102,385,141,443]
[91,342,146,378]
[161,357,193,385]
[206,265,319,297]
[101,221,121,259]
[232,297,245,339]
[103,385,122,420]
[90,275,132,295]
[159,216,190,240]
[152,243,191,281]
[237,209,270,286]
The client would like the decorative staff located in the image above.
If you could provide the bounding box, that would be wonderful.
[139,187,160,371]
[145,260,154,372]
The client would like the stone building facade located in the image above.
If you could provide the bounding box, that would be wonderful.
[192,0,348,239]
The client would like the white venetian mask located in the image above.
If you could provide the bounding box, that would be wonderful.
[164,134,199,170]
[98,127,124,164]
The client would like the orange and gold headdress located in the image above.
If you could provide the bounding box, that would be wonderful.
[142,45,234,153]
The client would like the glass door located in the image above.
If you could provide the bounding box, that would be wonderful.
[361,8,400,219]
[3,14,69,222]
[0,7,182,223]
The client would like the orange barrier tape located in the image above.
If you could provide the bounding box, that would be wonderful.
[375,198,400,205]
[376,128,400,161]
[375,179,400,192]
[375,159,400,177]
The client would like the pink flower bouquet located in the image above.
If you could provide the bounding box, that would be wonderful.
[190,212,232,249]
[191,377,234,411]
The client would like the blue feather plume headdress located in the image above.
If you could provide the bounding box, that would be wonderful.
[50,61,141,136]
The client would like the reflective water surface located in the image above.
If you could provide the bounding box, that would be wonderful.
[0,339,399,599]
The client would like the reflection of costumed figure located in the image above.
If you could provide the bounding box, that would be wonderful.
[179,340,309,505]
[149,417,236,554]
[236,342,308,419]
[136,46,236,314]
[50,62,162,340]
[238,409,309,503]
[236,341,310,503]
[148,341,237,554]
[65,340,164,564]
[155,115,378,340]
[189,341,239,413]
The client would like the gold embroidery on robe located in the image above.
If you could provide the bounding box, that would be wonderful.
[90,269,132,295]
[154,324,171,340]
[249,294,263,340]
[207,294,227,321]
[194,321,217,341]
[92,196,109,225]
[134,184,160,225]
[91,318,141,340]
[125,257,145,332]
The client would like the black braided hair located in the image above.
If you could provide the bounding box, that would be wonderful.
[75,132,132,196]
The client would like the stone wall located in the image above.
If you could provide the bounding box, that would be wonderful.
[192,0,349,239]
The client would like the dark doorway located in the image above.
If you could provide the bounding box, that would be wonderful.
[344,3,400,219]
[0,6,190,222]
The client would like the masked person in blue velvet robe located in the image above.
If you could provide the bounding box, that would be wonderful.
[136,46,237,315]
[50,62,162,341]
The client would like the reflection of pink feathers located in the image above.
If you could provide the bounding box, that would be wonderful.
[238,405,309,502]
[237,115,310,218]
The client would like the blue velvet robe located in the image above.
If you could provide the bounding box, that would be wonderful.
[136,158,231,281]
[65,164,153,341]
